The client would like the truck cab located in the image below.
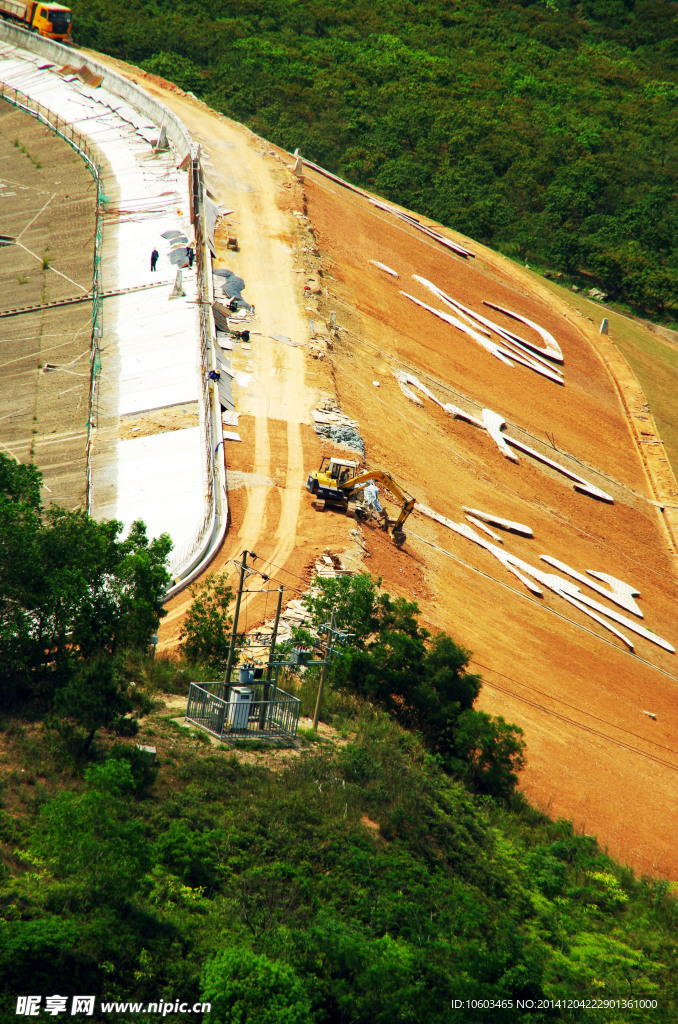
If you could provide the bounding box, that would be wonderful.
[32,3,71,40]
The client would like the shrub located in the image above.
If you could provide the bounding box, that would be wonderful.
[179,573,234,672]
[201,948,313,1024]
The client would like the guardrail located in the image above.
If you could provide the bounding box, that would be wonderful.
[0,22,192,158]
[0,23,228,586]
[186,682,301,741]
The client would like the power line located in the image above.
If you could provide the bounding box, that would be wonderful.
[239,555,312,596]
[470,658,678,758]
[479,674,678,775]
[409,529,678,685]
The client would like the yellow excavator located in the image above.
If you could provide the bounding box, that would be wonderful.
[306,456,415,548]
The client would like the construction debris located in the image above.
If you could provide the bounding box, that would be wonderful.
[304,276,323,295]
[312,400,359,427]
[57,62,103,88]
[215,269,251,308]
[315,424,365,456]
[212,301,231,333]
[247,551,354,647]
[311,402,365,456]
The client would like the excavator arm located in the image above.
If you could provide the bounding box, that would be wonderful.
[343,470,416,545]
[307,457,415,548]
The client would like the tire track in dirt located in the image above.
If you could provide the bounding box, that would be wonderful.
[90,67,333,651]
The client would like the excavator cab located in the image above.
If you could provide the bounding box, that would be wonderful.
[307,456,360,495]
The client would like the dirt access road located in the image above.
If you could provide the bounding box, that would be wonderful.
[81,54,360,645]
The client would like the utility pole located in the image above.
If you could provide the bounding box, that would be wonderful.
[267,586,284,686]
[312,611,335,731]
[224,550,250,687]
[259,585,283,730]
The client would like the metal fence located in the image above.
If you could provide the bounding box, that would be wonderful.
[186,682,301,742]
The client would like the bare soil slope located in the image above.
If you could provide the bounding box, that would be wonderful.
[302,170,678,880]
[88,54,678,880]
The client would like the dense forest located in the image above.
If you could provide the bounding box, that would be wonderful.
[70,0,678,318]
[1,457,678,1021]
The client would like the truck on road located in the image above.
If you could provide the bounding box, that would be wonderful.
[0,0,71,41]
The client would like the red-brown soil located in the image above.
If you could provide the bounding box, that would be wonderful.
[89,53,678,881]
[301,169,678,879]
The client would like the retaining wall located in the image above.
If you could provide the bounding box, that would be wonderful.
[0,22,228,592]
[0,22,192,158]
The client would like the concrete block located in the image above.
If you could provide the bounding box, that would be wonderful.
[465,515,503,543]
[136,744,157,761]
[370,260,399,277]
[482,301,563,363]
[540,558,643,617]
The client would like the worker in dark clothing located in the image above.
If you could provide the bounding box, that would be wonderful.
[228,297,239,313]
[208,369,221,382]
[241,330,250,342]
[187,245,195,269]
[150,248,159,272]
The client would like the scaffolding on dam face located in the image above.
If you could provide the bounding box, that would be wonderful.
[0,79,105,515]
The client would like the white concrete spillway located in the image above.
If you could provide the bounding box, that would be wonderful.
[0,36,211,578]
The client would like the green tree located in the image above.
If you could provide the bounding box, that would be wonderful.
[179,572,234,670]
[52,656,134,759]
[201,948,313,1024]
[31,760,150,904]
[0,455,172,705]
[155,818,224,889]
[142,52,205,93]
[298,571,380,646]
[450,709,526,800]
[299,575,525,798]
